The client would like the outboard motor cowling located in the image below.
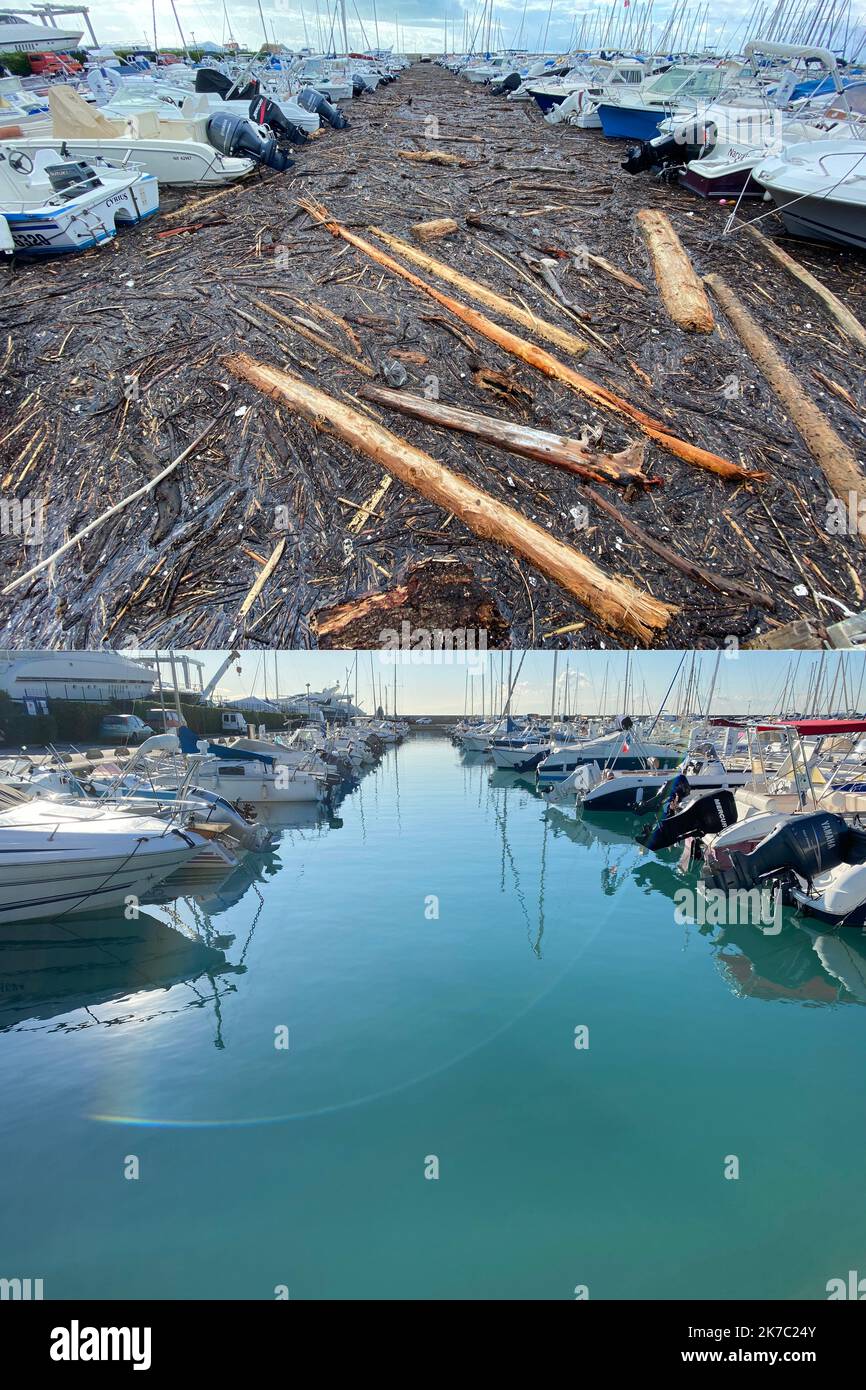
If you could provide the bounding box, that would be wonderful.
[491,72,521,95]
[297,85,349,129]
[206,111,294,172]
[248,96,308,143]
[704,811,852,893]
[622,132,687,175]
[196,68,260,101]
[639,788,738,852]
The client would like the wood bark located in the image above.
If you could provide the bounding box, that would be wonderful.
[225,353,677,643]
[636,209,715,334]
[298,199,761,482]
[706,273,866,547]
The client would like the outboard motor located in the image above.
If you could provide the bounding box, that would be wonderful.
[351,74,366,96]
[636,772,691,821]
[248,96,308,144]
[196,68,260,102]
[491,72,521,95]
[297,85,349,130]
[206,111,294,172]
[639,788,738,852]
[622,132,688,176]
[703,811,852,893]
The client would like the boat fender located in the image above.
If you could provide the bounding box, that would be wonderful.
[0,124,23,141]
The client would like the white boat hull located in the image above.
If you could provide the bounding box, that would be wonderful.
[8,134,253,186]
[0,839,200,924]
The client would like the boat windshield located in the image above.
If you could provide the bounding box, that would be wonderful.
[647,66,728,99]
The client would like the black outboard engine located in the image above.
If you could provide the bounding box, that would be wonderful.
[491,72,521,95]
[297,86,349,129]
[636,772,691,821]
[206,111,294,172]
[351,74,366,96]
[196,68,260,102]
[639,788,738,852]
[622,132,688,176]
[248,96,309,144]
[703,811,852,893]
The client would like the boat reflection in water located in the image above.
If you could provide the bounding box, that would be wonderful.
[0,792,344,1038]
[0,910,242,1035]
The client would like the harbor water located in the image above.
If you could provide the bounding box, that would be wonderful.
[1,735,864,1300]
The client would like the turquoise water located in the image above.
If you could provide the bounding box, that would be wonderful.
[2,734,865,1301]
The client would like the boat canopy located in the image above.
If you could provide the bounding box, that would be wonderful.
[177,724,275,764]
[756,719,866,735]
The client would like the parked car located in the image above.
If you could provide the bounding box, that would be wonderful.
[98,714,154,745]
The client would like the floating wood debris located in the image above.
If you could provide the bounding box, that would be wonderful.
[369,221,590,356]
[357,384,660,488]
[398,149,470,167]
[743,225,866,351]
[225,353,676,644]
[706,273,866,546]
[411,217,459,243]
[300,199,757,481]
[636,209,715,334]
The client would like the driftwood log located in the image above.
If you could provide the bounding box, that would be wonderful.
[299,198,760,482]
[411,217,459,243]
[371,225,589,356]
[743,225,866,351]
[224,352,677,644]
[359,385,774,612]
[356,384,659,487]
[636,209,715,334]
[706,273,866,547]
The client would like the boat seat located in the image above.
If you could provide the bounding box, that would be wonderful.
[26,147,62,188]
[125,110,162,138]
[736,789,801,814]
[819,791,866,815]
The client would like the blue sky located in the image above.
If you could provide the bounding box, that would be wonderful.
[162,649,866,714]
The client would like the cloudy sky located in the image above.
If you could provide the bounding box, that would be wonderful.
[79,0,754,56]
[162,649,864,714]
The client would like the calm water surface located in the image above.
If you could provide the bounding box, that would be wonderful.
[1,735,864,1300]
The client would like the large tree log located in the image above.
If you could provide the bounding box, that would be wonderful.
[298,198,759,482]
[743,224,866,351]
[359,385,774,611]
[635,209,715,333]
[357,384,659,487]
[371,225,589,357]
[706,273,866,547]
[224,353,676,644]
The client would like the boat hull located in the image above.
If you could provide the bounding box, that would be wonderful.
[598,103,664,141]
[0,842,200,924]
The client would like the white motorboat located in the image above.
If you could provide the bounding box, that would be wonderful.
[753,137,866,249]
[6,86,259,187]
[580,749,750,815]
[0,141,158,255]
[0,11,82,53]
[537,724,682,785]
[0,75,50,133]
[104,74,321,137]
[0,786,207,924]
